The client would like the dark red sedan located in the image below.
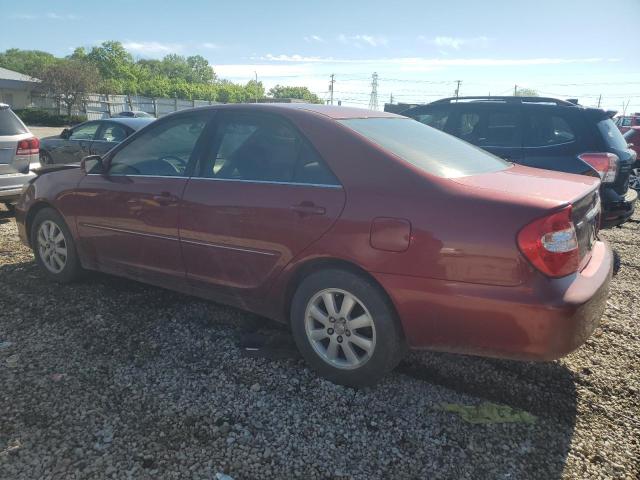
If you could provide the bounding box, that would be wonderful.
[15,104,612,386]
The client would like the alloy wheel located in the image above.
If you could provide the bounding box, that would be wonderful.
[37,220,67,273]
[304,288,376,370]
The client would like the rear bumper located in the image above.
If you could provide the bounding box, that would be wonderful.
[602,187,637,228]
[0,170,35,203]
[372,240,612,361]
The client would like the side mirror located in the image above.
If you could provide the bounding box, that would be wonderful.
[80,155,104,174]
[60,128,71,139]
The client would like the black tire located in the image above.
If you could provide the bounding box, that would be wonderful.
[290,268,405,387]
[40,151,53,165]
[30,207,82,283]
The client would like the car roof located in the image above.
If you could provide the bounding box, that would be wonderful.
[182,103,401,120]
[100,117,155,129]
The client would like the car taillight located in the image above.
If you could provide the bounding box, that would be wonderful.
[517,206,579,278]
[16,137,40,156]
[578,152,618,183]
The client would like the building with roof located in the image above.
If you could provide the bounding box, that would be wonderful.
[0,67,41,109]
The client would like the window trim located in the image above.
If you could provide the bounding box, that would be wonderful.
[193,109,342,187]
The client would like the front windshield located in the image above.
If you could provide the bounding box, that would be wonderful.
[339,117,509,178]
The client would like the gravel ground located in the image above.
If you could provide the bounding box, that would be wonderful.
[0,205,638,480]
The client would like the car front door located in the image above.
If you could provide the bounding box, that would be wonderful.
[179,111,346,307]
[59,122,101,164]
[91,122,132,156]
[449,104,524,162]
[74,111,211,287]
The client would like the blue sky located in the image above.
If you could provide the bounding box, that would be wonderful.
[2,0,639,112]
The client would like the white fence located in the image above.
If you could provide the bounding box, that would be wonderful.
[29,93,220,120]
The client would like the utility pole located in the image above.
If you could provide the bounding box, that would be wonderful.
[254,71,258,103]
[455,80,462,99]
[597,94,602,108]
[329,74,335,105]
[514,84,518,96]
[368,72,379,111]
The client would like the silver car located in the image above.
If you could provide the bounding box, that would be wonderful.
[0,104,39,210]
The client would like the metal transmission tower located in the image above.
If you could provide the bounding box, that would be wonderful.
[328,74,335,105]
[368,72,379,110]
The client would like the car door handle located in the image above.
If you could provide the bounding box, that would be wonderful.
[290,202,326,216]
[152,192,179,206]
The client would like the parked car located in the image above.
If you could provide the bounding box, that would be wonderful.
[0,103,39,210]
[39,117,155,165]
[112,110,154,118]
[615,113,640,133]
[16,104,612,386]
[624,126,640,190]
[403,97,637,228]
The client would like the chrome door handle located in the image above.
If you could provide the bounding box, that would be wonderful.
[291,202,326,216]
[152,192,179,206]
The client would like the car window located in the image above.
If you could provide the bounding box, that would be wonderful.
[409,109,450,131]
[0,107,28,136]
[109,112,209,177]
[98,124,129,142]
[598,118,628,151]
[525,112,576,147]
[483,112,520,147]
[339,117,509,178]
[621,117,632,127]
[69,123,99,140]
[197,113,339,185]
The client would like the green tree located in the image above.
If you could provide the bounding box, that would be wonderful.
[268,85,322,103]
[41,59,100,118]
[86,41,135,81]
[0,48,57,77]
[515,88,539,97]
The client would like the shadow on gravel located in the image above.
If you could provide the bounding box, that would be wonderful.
[398,353,577,479]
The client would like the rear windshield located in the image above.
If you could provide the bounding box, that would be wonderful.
[338,117,509,178]
[598,118,628,151]
[0,107,28,136]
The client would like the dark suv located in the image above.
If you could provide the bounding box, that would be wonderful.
[403,96,637,228]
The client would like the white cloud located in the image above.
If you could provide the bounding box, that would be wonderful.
[46,12,79,20]
[9,12,78,20]
[421,36,490,50]
[259,53,335,63]
[201,42,221,49]
[122,41,183,54]
[304,35,325,43]
[338,34,388,48]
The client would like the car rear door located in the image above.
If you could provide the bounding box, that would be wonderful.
[521,106,586,174]
[91,121,131,156]
[74,111,211,287]
[179,110,346,307]
[448,103,524,162]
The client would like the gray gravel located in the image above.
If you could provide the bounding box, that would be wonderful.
[0,205,638,479]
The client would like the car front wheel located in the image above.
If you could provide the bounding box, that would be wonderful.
[291,268,405,387]
[629,166,640,191]
[31,208,82,283]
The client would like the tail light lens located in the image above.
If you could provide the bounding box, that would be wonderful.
[16,137,40,156]
[578,152,618,183]
[517,206,579,278]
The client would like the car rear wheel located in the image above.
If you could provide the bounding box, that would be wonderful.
[40,151,52,165]
[291,268,405,387]
[31,208,82,283]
